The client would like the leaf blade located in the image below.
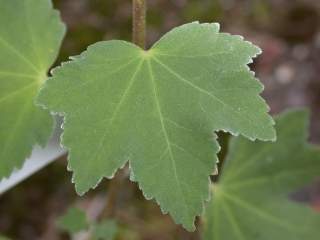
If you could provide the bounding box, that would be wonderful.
[204,109,320,239]
[0,0,65,178]
[37,22,274,230]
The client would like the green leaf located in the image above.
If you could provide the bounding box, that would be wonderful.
[92,220,117,240]
[0,0,65,178]
[0,235,10,240]
[37,22,275,230]
[203,109,320,240]
[57,207,89,234]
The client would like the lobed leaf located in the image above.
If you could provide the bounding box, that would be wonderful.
[0,0,65,178]
[37,22,275,230]
[203,109,320,239]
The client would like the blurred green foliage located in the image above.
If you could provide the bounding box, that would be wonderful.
[57,207,89,234]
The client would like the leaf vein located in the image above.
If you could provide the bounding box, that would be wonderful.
[147,59,192,221]
[0,36,39,73]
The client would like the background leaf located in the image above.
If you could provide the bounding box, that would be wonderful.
[92,220,117,240]
[37,22,275,230]
[0,0,65,178]
[0,235,10,240]
[203,109,320,239]
[57,207,89,234]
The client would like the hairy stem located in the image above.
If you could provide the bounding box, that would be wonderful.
[133,0,146,49]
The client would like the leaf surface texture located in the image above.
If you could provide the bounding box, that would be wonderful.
[204,110,320,239]
[0,0,65,178]
[38,22,275,230]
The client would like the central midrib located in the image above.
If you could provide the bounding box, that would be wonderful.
[146,58,192,223]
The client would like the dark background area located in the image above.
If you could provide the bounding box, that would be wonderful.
[0,0,320,239]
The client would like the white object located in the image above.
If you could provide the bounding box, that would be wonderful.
[0,141,66,195]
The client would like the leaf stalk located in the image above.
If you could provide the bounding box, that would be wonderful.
[133,0,146,49]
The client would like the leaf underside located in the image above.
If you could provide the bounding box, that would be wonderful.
[37,22,275,230]
[204,110,320,240]
[0,0,65,178]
